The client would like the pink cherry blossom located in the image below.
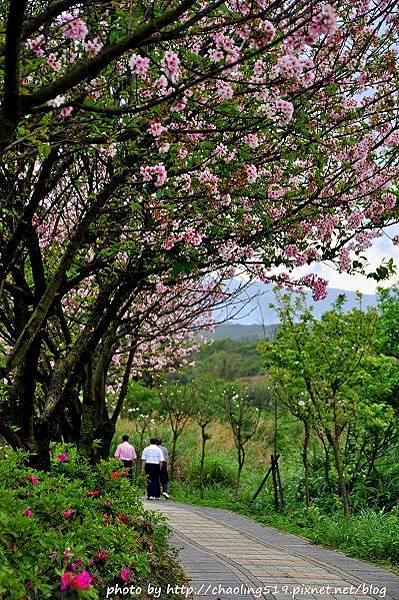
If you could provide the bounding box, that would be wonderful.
[47,53,61,72]
[148,122,166,137]
[162,51,180,79]
[276,54,302,79]
[85,38,103,58]
[259,20,275,42]
[140,164,167,187]
[129,54,150,77]
[246,164,258,182]
[61,14,88,41]
[61,106,73,118]
[216,81,234,101]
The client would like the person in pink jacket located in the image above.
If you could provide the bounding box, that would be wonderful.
[114,434,137,481]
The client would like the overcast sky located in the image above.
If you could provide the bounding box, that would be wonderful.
[295,225,399,294]
[314,225,399,294]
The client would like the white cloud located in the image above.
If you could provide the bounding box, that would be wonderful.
[312,227,399,293]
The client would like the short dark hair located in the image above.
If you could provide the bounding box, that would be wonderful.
[150,437,158,444]
[122,434,129,442]
[157,439,162,445]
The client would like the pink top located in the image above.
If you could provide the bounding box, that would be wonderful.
[114,441,137,461]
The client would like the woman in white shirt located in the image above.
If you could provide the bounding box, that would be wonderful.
[141,437,164,499]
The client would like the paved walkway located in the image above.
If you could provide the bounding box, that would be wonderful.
[143,500,399,600]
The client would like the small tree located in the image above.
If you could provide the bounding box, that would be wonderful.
[269,376,314,507]
[158,384,195,481]
[222,383,261,499]
[191,377,222,498]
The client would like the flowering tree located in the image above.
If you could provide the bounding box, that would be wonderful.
[2,0,399,466]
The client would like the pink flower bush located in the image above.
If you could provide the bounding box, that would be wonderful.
[61,570,93,591]
[63,508,75,519]
[27,475,39,485]
[120,567,130,583]
[96,548,108,561]
[23,508,32,517]
[56,452,69,462]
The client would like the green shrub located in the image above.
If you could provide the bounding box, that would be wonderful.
[188,452,237,488]
[0,445,184,599]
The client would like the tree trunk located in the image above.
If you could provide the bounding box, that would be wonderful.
[302,420,311,507]
[235,446,245,500]
[79,360,99,459]
[318,433,332,493]
[330,434,351,518]
[30,421,51,471]
[170,432,178,481]
[199,425,207,499]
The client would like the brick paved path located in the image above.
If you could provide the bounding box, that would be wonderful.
[143,500,399,600]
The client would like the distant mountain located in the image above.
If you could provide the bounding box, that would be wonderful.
[204,282,378,341]
[204,323,278,341]
[217,280,377,326]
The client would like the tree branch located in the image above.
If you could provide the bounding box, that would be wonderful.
[1,0,28,145]
[21,0,197,110]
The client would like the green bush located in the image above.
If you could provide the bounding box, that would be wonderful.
[188,452,237,488]
[0,445,184,599]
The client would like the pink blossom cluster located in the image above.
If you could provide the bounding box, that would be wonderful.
[140,163,168,187]
[26,35,45,56]
[246,164,258,182]
[61,14,88,41]
[216,81,234,101]
[299,274,328,301]
[184,227,203,246]
[276,54,302,79]
[161,51,180,80]
[148,122,167,137]
[305,4,338,44]
[47,53,61,71]
[84,37,103,58]
[129,54,150,77]
[259,20,276,42]
[244,134,260,149]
